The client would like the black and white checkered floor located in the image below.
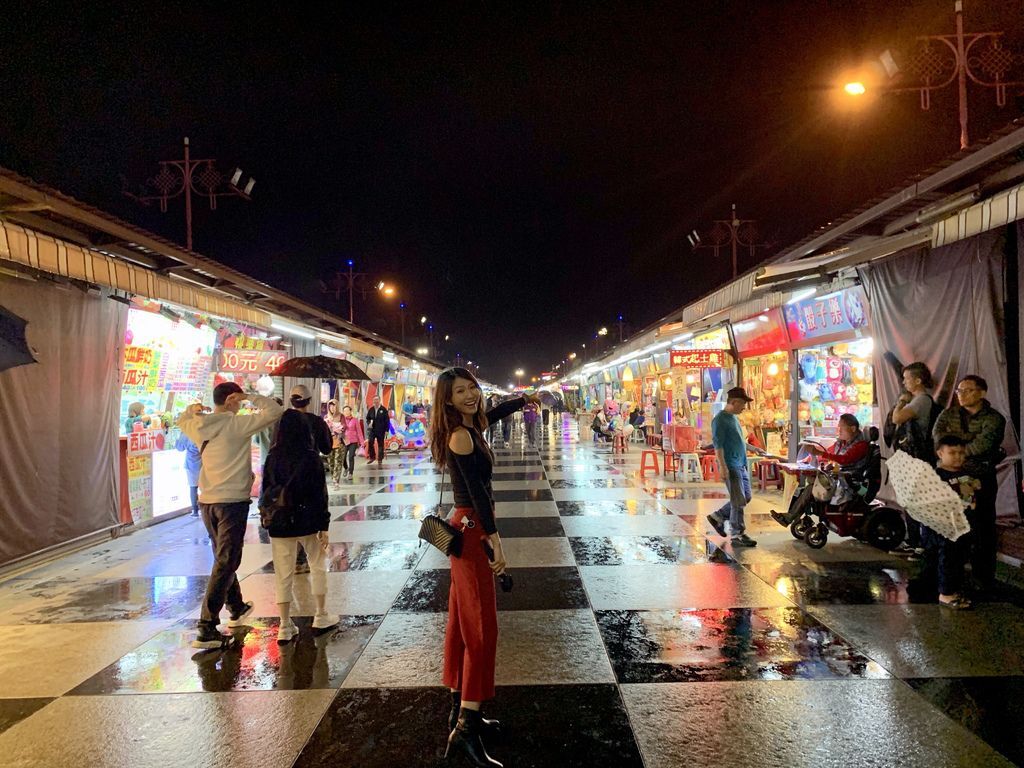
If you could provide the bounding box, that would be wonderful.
[1,414,1023,767]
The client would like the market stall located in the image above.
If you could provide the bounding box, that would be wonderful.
[119,300,218,524]
[732,308,792,456]
[783,286,875,438]
[668,326,736,440]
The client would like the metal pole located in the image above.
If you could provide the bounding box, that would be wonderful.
[183,137,193,251]
[730,203,738,279]
[348,262,354,323]
[400,306,405,346]
[954,0,969,149]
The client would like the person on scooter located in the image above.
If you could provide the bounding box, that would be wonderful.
[771,413,870,527]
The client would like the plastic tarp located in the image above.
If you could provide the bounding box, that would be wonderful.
[0,278,125,565]
[860,231,1019,518]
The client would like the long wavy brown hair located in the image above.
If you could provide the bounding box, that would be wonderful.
[430,367,490,470]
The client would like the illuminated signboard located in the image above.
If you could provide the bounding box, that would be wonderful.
[783,286,871,345]
[731,308,790,357]
[669,349,728,369]
[217,348,288,374]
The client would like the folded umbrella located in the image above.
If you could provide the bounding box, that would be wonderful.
[271,355,370,381]
[0,304,38,374]
[886,450,970,542]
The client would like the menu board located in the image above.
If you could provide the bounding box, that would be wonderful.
[126,453,153,523]
[120,308,217,432]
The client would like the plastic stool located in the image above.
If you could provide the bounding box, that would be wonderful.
[640,450,660,477]
[700,454,721,482]
[613,434,627,453]
[679,453,703,483]
[757,460,784,491]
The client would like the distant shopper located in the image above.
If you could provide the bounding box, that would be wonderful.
[290,385,332,457]
[261,410,338,642]
[933,375,1007,591]
[542,405,551,430]
[500,403,514,448]
[707,387,758,548]
[403,397,416,426]
[178,383,285,649]
[366,395,390,468]
[175,430,202,517]
[924,435,980,609]
[340,404,365,479]
[324,399,346,485]
[523,400,540,445]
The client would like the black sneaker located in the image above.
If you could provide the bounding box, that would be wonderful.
[706,514,727,537]
[192,624,229,649]
[226,601,255,628]
[731,533,758,547]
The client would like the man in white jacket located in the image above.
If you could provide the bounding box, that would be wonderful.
[178,382,285,648]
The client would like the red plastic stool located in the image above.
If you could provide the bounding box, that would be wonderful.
[700,454,721,482]
[640,450,660,477]
[757,460,784,490]
[613,434,627,453]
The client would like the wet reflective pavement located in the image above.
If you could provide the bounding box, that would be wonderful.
[1,414,1023,766]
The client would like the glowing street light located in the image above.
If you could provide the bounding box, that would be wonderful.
[420,316,427,325]
[844,81,867,96]
[416,347,429,355]
[598,327,608,336]
[514,368,525,387]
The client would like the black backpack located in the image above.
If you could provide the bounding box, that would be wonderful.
[891,396,943,463]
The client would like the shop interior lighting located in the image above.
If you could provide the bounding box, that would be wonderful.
[382,351,398,364]
[321,345,347,357]
[270,321,316,340]
[786,288,818,304]
[266,335,282,341]
[672,332,694,343]
[641,340,672,354]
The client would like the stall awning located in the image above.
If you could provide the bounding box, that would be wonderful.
[933,181,1024,247]
[0,221,271,327]
[754,227,932,288]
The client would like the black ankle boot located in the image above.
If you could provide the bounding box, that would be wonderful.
[448,692,501,736]
[445,708,502,767]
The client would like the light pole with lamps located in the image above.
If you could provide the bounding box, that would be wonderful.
[844,1,1023,150]
[515,369,525,388]
[124,136,253,252]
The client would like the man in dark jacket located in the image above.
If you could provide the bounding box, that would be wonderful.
[365,395,390,468]
[933,374,1007,591]
[289,385,332,457]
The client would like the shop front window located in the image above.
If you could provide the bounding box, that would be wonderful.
[796,338,874,436]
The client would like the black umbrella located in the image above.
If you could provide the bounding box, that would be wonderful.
[0,305,37,374]
[271,355,370,380]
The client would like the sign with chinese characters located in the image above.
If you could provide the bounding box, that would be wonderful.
[217,348,288,375]
[126,452,153,523]
[669,349,728,369]
[126,428,166,456]
[784,286,871,345]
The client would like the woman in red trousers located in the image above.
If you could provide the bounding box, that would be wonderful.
[429,368,537,768]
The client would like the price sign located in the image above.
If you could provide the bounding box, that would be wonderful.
[217,349,288,374]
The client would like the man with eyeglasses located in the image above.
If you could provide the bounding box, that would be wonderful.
[933,375,1007,592]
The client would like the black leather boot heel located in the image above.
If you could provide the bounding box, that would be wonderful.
[448,693,501,737]
[445,708,503,767]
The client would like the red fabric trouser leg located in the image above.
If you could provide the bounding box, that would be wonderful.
[442,511,497,702]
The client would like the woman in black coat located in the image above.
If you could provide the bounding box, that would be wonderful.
[262,409,337,643]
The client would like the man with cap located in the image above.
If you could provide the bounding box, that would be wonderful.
[707,387,760,548]
[178,382,285,648]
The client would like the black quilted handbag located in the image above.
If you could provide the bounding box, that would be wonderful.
[418,470,463,557]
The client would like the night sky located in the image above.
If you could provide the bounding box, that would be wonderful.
[2,1,1022,383]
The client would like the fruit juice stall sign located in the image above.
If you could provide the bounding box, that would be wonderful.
[126,453,153,523]
[217,348,288,375]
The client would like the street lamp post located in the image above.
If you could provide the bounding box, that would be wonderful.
[694,204,770,280]
[617,315,625,343]
[515,369,524,388]
[124,136,253,251]
[399,302,407,346]
[847,2,1024,150]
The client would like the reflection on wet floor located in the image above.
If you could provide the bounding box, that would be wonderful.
[69,616,382,694]
[596,607,888,683]
[569,536,729,566]
[555,499,669,516]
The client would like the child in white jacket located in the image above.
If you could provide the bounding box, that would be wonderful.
[177,382,285,648]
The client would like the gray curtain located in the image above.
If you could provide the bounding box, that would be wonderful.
[860,230,1020,518]
[0,279,125,565]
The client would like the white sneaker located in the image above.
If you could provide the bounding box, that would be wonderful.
[312,613,339,630]
[226,601,255,628]
[277,620,298,644]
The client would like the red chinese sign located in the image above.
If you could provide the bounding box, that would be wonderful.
[670,349,727,369]
[218,349,288,374]
[127,428,165,456]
